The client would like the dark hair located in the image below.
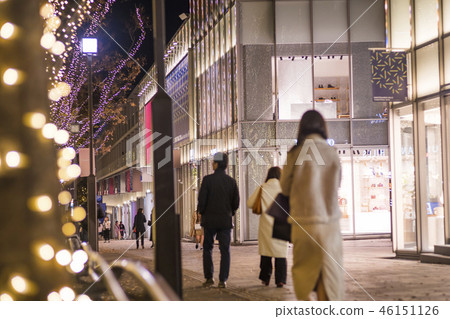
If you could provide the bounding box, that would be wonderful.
[297,110,328,145]
[265,166,281,182]
[137,208,143,214]
[213,152,228,170]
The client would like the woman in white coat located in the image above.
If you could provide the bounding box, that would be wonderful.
[280,110,343,301]
[247,167,289,287]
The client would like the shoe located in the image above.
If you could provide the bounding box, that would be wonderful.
[276,282,285,288]
[142,246,144,249]
[202,278,215,287]
[261,280,269,286]
[218,281,227,288]
[327,84,335,88]
[195,243,199,249]
[136,246,139,249]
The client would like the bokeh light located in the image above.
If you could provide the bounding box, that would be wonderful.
[58,191,72,205]
[38,244,55,261]
[62,223,76,237]
[55,249,71,266]
[71,207,86,222]
[3,68,19,86]
[42,123,58,139]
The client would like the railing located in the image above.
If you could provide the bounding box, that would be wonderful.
[67,236,178,301]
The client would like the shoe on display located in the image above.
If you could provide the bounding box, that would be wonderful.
[327,84,335,88]
[202,278,215,287]
[218,281,227,288]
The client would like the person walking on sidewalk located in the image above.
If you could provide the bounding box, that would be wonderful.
[280,110,343,301]
[119,221,125,239]
[198,152,240,289]
[133,208,147,249]
[190,210,204,249]
[247,167,288,288]
[102,216,111,243]
[114,221,120,240]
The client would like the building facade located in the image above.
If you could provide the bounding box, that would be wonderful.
[387,0,450,257]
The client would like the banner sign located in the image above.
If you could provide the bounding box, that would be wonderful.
[370,51,407,102]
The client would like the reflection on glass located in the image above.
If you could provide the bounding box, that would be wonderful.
[393,106,416,250]
[423,104,445,251]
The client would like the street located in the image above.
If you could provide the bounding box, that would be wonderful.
[93,239,450,301]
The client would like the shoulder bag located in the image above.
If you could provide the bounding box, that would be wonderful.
[251,187,263,215]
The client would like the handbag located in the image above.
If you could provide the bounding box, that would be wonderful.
[251,187,263,215]
[267,193,291,242]
[194,223,201,230]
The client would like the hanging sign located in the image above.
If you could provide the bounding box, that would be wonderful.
[370,51,407,102]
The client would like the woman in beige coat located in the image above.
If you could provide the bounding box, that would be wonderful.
[280,110,344,301]
[190,210,204,249]
[247,167,289,287]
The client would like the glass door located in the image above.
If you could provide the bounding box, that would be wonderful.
[420,100,445,251]
[392,106,417,251]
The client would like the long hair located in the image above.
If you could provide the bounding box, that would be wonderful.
[265,166,281,182]
[137,208,143,215]
[297,110,328,146]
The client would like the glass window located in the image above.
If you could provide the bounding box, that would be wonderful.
[444,0,450,34]
[353,148,391,234]
[414,0,439,46]
[421,100,445,251]
[392,106,417,251]
[277,56,313,120]
[390,0,411,49]
[444,37,450,84]
[338,149,354,234]
[349,0,385,42]
[313,55,349,119]
[416,42,439,97]
[313,0,347,43]
[275,1,311,44]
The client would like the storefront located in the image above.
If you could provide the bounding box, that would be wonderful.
[388,0,450,256]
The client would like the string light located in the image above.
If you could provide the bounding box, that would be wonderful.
[71,207,86,222]
[42,123,58,139]
[40,3,55,19]
[38,244,55,261]
[66,164,81,178]
[58,191,72,205]
[76,294,91,301]
[10,276,27,293]
[5,151,21,168]
[61,147,76,160]
[0,293,14,301]
[54,129,70,144]
[28,195,53,213]
[62,222,76,236]
[40,33,56,50]
[47,291,62,301]
[23,112,46,129]
[55,249,71,266]
[59,287,75,301]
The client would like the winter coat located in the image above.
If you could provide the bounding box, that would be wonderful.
[133,212,147,233]
[280,133,344,300]
[247,178,288,258]
[197,169,240,230]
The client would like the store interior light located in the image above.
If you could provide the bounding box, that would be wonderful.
[81,38,97,54]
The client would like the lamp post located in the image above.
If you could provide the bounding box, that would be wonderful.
[81,37,98,251]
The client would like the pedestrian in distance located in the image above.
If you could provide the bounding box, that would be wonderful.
[280,110,343,301]
[119,221,125,240]
[247,166,288,288]
[190,210,204,249]
[133,208,147,249]
[147,210,155,248]
[197,152,240,289]
[102,216,111,243]
[98,222,103,241]
[114,221,120,240]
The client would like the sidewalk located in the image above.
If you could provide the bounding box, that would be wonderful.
[98,239,450,301]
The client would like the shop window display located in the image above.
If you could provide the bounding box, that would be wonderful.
[353,149,391,234]
[337,149,353,234]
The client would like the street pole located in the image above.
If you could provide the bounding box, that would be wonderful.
[87,54,98,251]
[152,0,182,298]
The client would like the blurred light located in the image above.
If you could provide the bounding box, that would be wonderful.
[56,81,70,96]
[62,223,76,237]
[76,294,91,301]
[3,68,19,85]
[48,88,61,101]
[11,276,27,293]
[55,249,71,266]
[36,195,52,212]
[1,22,15,39]
[5,151,20,168]
[0,293,13,301]
[57,157,71,168]
[47,291,62,301]
[46,16,61,31]
[66,164,81,178]
[71,207,86,222]
[58,191,72,205]
[69,261,84,273]
[40,4,55,19]
[54,129,69,144]
[39,244,55,261]
[58,168,71,181]
[23,112,46,129]
[42,123,58,139]
[72,250,88,264]
[40,33,56,49]
[81,38,97,54]
[51,41,65,55]
[61,147,76,160]
[59,287,75,301]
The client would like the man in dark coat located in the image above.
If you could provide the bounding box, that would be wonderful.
[197,152,240,288]
[133,208,147,249]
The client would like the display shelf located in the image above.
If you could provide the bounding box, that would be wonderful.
[314,87,340,90]
[315,99,340,102]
